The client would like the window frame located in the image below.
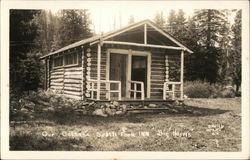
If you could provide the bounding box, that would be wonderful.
[52,51,79,69]
[64,52,79,67]
[53,55,64,68]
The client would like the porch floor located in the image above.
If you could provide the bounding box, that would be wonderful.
[88,98,183,106]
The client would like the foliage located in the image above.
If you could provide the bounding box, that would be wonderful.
[10,9,94,96]
[128,15,135,24]
[10,10,42,95]
[166,10,177,34]
[52,10,93,50]
[230,10,242,92]
[35,10,58,54]
[154,11,166,28]
[184,81,236,98]
[184,81,215,98]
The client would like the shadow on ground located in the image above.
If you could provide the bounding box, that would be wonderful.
[10,104,230,126]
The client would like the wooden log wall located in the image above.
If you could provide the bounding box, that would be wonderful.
[168,54,181,82]
[150,50,166,99]
[49,48,84,100]
[88,46,108,99]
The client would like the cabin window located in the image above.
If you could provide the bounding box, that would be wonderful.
[54,56,63,67]
[65,52,78,66]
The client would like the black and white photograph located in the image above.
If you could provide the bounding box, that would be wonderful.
[1,0,249,159]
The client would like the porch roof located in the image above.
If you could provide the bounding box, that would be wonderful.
[40,19,193,59]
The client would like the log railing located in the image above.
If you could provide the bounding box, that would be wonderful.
[163,81,182,100]
[87,79,121,100]
[128,80,145,100]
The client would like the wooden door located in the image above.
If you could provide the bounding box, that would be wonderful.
[110,53,127,97]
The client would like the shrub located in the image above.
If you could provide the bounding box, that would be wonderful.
[184,81,236,98]
[184,81,215,98]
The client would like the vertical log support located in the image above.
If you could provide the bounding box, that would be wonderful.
[144,24,147,44]
[97,43,101,100]
[126,51,132,98]
[180,50,184,101]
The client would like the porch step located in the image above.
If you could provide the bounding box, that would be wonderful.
[91,99,181,106]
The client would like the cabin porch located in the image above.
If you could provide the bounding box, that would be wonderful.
[86,79,183,102]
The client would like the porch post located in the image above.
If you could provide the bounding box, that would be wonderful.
[126,52,132,98]
[180,50,184,100]
[97,43,101,100]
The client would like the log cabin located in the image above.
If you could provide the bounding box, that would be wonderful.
[40,19,193,102]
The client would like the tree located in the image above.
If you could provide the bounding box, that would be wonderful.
[175,10,187,41]
[10,10,41,95]
[154,11,166,28]
[128,15,135,24]
[216,9,234,84]
[166,10,177,34]
[192,9,227,83]
[53,9,93,49]
[230,10,241,91]
[35,10,58,54]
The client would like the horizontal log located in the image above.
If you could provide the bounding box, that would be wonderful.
[152,70,165,74]
[64,71,82,75]
[51,71,64,76]
[50,75,64,79]
[52,68,64,72]
[64,87,82,92]
[63,90,82,96]
[64,83,81,88]
[151,59,165,63]
[64,74,82,79]
[151,68,165,72]
[50,79,64,83]
[151,76,165,80]
[150,64,165,67]
[64,68,82,72]
[50,86,63,90]
[64,79,81,84]
[63,94,82,100]
[151,84,164,88]
[152,57,165,61]
[151,88,163,92]
[50,82,63,86]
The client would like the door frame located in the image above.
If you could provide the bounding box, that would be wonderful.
[106,48,151,98]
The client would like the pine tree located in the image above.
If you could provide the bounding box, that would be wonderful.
[128,15,135,24]
[231,10,241,92]
[10,10,41,95]
[175,10,187,41]
[35,10,58,54]
[154,11,166,28]
[166,10,177,34]
[53,9,93,49]
[192,9,227,83]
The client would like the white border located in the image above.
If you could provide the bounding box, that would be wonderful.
[1,1,249,159]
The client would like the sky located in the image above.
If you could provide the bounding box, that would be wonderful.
[49,1,237,34]
[50,1,195,34]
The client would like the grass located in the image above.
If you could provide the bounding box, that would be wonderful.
[10,98,241,151]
